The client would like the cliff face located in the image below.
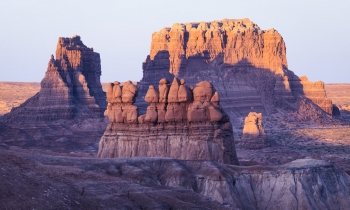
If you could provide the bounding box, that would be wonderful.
[290,76,333,115]
[136,18,335,119]
[98,78,239,165]
[3,35,106,122]
[149,18,287,76]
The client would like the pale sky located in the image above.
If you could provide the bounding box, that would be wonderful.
[0,0,349,83]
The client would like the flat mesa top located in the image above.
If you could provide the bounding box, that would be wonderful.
[158,18,266,33]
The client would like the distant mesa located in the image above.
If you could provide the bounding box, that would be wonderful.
[136,18,337,123]
[98,78,239,165]
[3,36,106,122]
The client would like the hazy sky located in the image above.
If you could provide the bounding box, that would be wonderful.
[0,1,349,83]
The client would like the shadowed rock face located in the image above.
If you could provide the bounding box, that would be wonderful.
[3,35,106,122]
[98,78,239,165]
[136,18,336,121]
[1,148,350,210]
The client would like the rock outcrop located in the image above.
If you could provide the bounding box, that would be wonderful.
[136,18,337,121]
[237,112,270,149]
[290,75,333,115]
[3,35,106,122]
[98,78,239,165]
[3,148,350,209]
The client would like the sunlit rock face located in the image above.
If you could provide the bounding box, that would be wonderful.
[3,35,106,122]
[98,78,239,165]
[289,75,334,115]
[236,112,270,149]
[136,18,336,120]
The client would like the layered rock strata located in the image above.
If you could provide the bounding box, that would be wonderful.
[136,18,336,119]
[290,76,333,115]
[2,148,350,209]
[98,78,239,165]
[3,35,106,122]
[237,112,270,149]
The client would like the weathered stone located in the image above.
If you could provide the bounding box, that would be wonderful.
[156,103,167,123]
[3,35,106,122]
[178,79,193,102]
[98,78,238,165]
[238,112,270,149]
[290,75,334,115]
[144,104,158,123]
[135,18,337,125]
[122,104,138,124]
[138,114,146,124]
[187,101,209,122]
[112,81,122,103]
[194,81,213,102]
[208,105,224,122]
[158,78,170,103]
[168,78,180,103]
[122,81,137,103]
[144,85,159,103]
[113,104,123,123]
[106,83,114,103]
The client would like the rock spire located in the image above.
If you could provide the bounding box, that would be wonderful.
[237,112,270,149]
[3,36,106,122]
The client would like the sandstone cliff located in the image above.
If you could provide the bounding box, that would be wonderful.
[98,78,239,165]
[3,35,106,122]
[290,75,333,114]
[136,18,336,120]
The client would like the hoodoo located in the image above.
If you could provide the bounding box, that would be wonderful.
[3,35,106,122]
[237,112,270,149]
[136,18,336,120]
[98,78,239,165]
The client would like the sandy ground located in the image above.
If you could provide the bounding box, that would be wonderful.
[0,82,40,115]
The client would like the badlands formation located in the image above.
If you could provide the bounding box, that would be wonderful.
[0,19,350,209]
[98,78,239,164]
[2,35,106,122]
[136,18,336,122]
[237,112,270,149]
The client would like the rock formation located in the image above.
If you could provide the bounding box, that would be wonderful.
[237,112,270,149]
[3,35,106,122]
[2,148,350,209]
[98,78,239,165]
[290,75,333,115]
[136,18,337,122]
